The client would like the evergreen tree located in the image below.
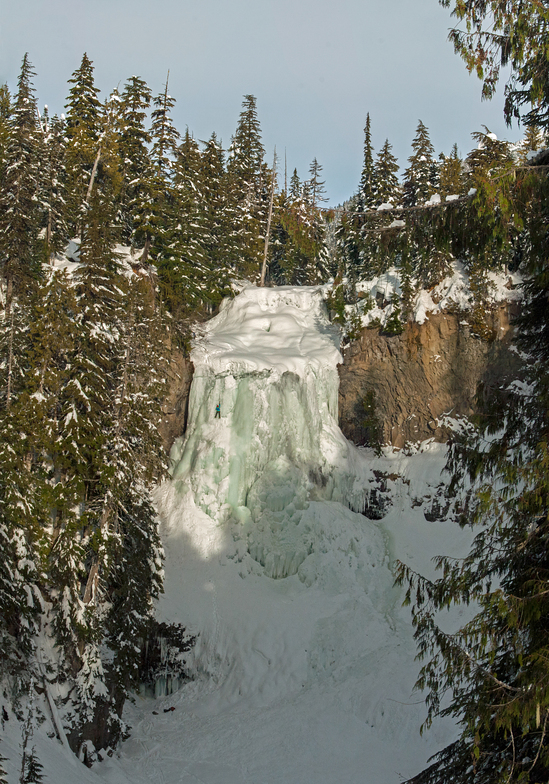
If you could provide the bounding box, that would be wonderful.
[117,75,153,248]
[0,54,41,309]
[0,54,42,416]
[438,143,464,199]
[307,157,327,210]
[21,748,44,784]
[358,113,375,210]
[199,132,232,298]
[64,53,103,237]
[0,744,7,784]
[403,120,438,206]
[39,111,69,259]
[517,124,546,164]
[465,127,513,186]
[139,77,179,265]
[158,129,209,314]
[227,94,266,278]
[0,84,11,190]
[395,161,549,783]
[373,139,401,206]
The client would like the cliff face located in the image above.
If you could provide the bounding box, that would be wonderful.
[338,304,523,448]
[158,350,194,453]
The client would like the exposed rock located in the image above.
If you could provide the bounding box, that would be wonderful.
[338,303,523,448]
[158,350,194,453]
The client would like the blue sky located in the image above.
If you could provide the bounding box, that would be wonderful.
[0,0,516,205]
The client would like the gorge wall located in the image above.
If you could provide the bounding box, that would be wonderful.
[338,303,523,448]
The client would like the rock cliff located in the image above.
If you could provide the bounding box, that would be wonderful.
[338,303,523,448]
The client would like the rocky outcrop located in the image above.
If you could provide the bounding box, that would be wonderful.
[338,303,523,448]
[158,350,194,453]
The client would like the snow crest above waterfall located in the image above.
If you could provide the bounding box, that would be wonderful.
[191,284,342,378]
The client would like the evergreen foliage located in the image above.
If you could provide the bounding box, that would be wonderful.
[64,53,103,237]
[438,143,464,199]
[373,139,401,207]
[358,114,375,210]
[403,120,438,207]
[392,2,549,779]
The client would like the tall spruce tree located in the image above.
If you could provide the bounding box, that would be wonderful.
[227,94,266,278]
[117,76,153,248]
[0,84,11,190]
[64,53,103,237]
[39,111,69,260]
[140,76,180,266]
[358,113,375,210]
[200,132,232,298]
[373,139,401,206]
[403,120,438,206]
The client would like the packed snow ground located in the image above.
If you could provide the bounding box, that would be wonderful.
[1,285,473,784]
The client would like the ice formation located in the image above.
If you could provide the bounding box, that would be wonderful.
[169,284,373,579]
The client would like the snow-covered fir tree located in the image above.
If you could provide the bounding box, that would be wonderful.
[403,120,438,206]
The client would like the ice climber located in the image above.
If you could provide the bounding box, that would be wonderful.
[215,403,221,418]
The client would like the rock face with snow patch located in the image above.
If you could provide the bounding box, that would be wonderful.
[339,303,523,448]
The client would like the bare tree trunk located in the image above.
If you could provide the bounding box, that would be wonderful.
[260,149,277,287]
[85,146,102,205]
[140,235,151,265]
[6,275,14,410]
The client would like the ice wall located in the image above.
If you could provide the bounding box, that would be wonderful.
[169,285,373,578]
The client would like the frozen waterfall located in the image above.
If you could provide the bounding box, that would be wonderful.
[149,284,462,784]
[168,285,373,579]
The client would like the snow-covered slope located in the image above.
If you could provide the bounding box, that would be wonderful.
[1,285,472,784]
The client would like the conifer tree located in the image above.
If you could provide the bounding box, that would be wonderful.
[403,120,438,206]
[64,53,103,237]
[465,127,513,186]
[39,111,69,260]
[227,94,266,278]
[0,84,11,190]
[438,143,464,199]
[0,744,7,784]
[0,55,41,308]
[0,54,41,415]
[140,76,180,266]
[517,124,546,164]
[158,129,209,314]
[358,113,375,210]
[199,133,232,297]
[21,748,44,784]
[117,76,153,248]
[373,139,401,206]
[307,157,327,211]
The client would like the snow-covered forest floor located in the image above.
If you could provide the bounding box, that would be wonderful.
[2,286,478,783]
